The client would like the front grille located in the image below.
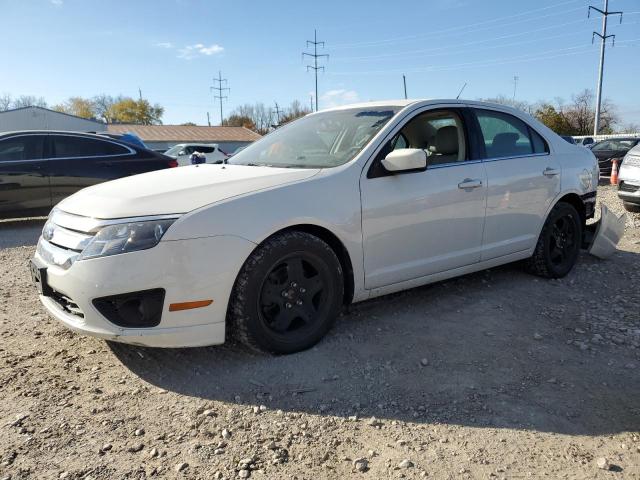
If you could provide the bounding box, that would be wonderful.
[619,181,639,193]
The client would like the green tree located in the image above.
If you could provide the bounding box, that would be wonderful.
[53,96,96,119]
[534,104,572,135]
[110,98,164,125]
[224,114,256,131]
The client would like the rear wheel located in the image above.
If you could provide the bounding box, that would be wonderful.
[228,231,343,354]
[526,202,582,278]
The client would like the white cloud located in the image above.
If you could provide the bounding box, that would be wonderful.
[50,0,63,6]
[320,89,359,108]
[177,43,224,60]
[155,42,173,49]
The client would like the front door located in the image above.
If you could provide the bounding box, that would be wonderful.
[360,108,487,290]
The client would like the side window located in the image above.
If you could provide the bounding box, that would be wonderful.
[530,128,549,154]
[475,109,541,158]
[401,110,467,166]
[53,136,130,158]
[196,146,215,153]
[0,135,44,161]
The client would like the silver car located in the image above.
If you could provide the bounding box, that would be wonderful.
[618,144,640,212]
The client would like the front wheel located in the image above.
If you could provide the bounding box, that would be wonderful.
[228,231,343,354]
[526,202,582,278]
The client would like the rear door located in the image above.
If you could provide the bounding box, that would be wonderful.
[0,134,49,217]
[47,134,137,206]
[471,108,560,260]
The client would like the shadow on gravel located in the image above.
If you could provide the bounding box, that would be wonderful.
[110,252,640,437]
[0,218,45,248]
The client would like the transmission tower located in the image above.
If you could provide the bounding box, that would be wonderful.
[589,0,623,135]
[303,30,328,112]
[272,101,284,125]
[210,71,230,125]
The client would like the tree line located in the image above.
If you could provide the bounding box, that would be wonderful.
[2,89,637,135]
[482,89,639,136]
[0,93,164,125]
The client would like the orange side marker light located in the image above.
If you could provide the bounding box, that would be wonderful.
[169,300,214,312]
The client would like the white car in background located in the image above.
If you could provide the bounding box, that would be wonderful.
[164,143,229,166]
[31,99,617,354]
[618,144,640,212]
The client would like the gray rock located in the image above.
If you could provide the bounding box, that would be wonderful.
[353,457,369,472]
[420,358,429,366]
[238,469,250,478]
[398,459,414,468]
[596,457,609,470]
[134,428,145,436]
[222,428,231,439]
[175,462,188,473]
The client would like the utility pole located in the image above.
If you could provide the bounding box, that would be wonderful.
[207,112,211,127]
[402,75,407,99]
[589,0,623,135]
[210,71,230,126]
[138,88,143,101]
[310,95,314,112]
[303,29,328,112]
[512,76,519,102]
[272,102,283,125]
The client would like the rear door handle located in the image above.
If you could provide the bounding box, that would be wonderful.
[543,167,560,177]
[458,178,483,190]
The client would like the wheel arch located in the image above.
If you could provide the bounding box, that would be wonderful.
[235,224,356,306]
[554,192,587,225]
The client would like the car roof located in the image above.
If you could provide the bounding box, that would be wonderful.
[318,99,527,116]
[0,130,121,138]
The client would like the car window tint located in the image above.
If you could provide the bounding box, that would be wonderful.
[530,128,549,154]
[53,136,129,158]
[194,146,215,153]
[0,135,45,161]
[475,110,534,158]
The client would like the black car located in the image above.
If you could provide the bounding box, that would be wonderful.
[591,137,640,175]
[0,131,177,219]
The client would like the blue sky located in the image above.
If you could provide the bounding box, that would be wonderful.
[1,0,639,126]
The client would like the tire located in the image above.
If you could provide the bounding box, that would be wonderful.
[228,231,344,354]
[623,202,640,213]
[525,202,582,279]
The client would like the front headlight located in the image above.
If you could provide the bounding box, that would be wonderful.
[77,219,176,261]
[624,156,640,167]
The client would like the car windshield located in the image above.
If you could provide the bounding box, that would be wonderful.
[592,139,638,152]
[164,144,184,156]
[228,107,400,168]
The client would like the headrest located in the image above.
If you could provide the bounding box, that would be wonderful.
[492,132,519,153]
[434,125,459,155]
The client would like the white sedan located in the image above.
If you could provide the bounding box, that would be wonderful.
[32,100,608,354]
[164,143,229,166]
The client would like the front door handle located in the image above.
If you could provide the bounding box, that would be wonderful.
[458,178,483,190]
[543,167,560,177]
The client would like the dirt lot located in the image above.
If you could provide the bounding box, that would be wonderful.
[1,185,639,480]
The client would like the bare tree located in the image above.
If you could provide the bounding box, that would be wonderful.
[0,93,12,111]
[229,103,273,135]
[9,95,47,109]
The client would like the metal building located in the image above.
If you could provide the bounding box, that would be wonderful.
[107,124,261,152]
[0,106,106,133]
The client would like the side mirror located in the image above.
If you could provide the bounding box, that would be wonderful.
[381,148,427,173]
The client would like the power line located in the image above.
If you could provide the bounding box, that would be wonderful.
[210,70,229,126]
[589,0,623,135]
[303,29,328,112]
[332,0,584,49]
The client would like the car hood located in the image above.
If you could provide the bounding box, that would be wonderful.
[57,164,320,219]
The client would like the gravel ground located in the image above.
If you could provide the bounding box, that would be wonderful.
[1,186,639,480]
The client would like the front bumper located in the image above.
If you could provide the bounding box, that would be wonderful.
[618,181,640,206]
[34,235,256,347]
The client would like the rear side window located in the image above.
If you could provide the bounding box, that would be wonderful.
[475,109,548,159]
[52,136,130,158]
[194,146,215,153]
[0,135,45,161]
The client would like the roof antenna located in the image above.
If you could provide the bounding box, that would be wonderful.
[456,82,467,100]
